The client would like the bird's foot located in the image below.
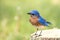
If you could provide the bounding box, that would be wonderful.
[39,34,42,36]
[34,33,38,37]
[35,34,42,38]
[35,33,42,37]
[31,33,38,37]
[35,33,37,35]
[35,35,42,37]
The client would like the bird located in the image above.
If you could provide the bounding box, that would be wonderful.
[27,10,51,36]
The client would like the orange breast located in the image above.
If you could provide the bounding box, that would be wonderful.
[29,16,42,26]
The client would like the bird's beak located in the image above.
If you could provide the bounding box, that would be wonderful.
[27,13,31,15]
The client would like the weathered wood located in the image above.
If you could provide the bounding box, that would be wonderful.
[30,28,60,40]
[30,34,60,40]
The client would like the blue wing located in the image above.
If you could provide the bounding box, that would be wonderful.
[38,16,49,26]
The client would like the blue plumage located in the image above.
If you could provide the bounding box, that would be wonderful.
[28,10,51,26]
[28,10,40,17]
[27,10,51,36]
[38,16,49,26]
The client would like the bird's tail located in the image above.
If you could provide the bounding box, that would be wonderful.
[47,21,52,25]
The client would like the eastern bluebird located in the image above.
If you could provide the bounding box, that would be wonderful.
[27,10,51,36]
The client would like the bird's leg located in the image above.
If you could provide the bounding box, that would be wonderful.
[35,28,38,35]
[39,29,42,36]
[39,26,44,36]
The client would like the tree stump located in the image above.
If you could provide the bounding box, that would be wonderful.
[30,28,60,40]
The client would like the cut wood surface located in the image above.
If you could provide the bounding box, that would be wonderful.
[30,28,60,40]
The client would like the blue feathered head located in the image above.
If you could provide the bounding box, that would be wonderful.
[27,10,40,17]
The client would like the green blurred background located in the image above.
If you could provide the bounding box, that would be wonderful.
[0,0,60,40]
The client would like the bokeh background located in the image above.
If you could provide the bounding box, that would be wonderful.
[0,0,60,40]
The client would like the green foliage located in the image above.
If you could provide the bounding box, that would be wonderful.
[0,0,60,40]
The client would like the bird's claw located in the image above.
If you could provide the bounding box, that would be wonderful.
[35,33,37,35]
[35,33,42,37]
[39,34,42,36]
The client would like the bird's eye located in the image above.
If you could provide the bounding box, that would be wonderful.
[32,14,35,15]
